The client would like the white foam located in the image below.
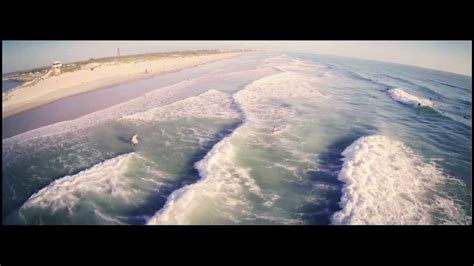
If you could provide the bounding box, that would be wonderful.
[146,71,329,224]
[2,133,105,175]
[331,135,471,225]
[237,72,321,100]
[388,87,434,107]
[147,127,277,224]
[122,89,241,123]
[20,153,145,215]
[264,56,326,73]
[234,72,326,124]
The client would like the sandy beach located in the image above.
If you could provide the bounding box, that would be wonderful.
[2,52,241,118]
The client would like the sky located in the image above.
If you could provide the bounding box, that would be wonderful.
[2,41,472,76]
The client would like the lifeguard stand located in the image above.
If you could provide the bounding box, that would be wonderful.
[52,61,62,75]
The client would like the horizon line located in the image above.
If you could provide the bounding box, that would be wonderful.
[2,48,471,78]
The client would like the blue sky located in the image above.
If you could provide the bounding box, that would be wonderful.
[2,41,471,76]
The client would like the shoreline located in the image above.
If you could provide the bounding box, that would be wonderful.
[2,52,243,118]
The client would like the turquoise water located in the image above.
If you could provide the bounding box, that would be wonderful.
[2,52,471,225]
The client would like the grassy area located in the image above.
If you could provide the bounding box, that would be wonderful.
[4,67,49,81]
[61,63,82,73]
[80,49,239,65]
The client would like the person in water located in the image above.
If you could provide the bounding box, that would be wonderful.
[130,133,139,145]
[271,126,277,134]
[418,103,421,106]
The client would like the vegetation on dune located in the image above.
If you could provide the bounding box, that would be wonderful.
[82,49,240,64]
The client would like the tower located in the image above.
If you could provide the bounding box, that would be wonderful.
[117,48,120,57]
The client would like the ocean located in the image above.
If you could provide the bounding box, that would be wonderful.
[2,52,471,225]
[2,79,23,93]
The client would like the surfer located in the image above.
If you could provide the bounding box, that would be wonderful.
[130,133,139,145]
[271,126,277,134]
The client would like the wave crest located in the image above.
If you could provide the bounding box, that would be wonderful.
[331,135,471,225]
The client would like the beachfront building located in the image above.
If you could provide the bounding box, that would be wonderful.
[52,61,62,75]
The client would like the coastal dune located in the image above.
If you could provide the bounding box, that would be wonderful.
[2,52,241,118]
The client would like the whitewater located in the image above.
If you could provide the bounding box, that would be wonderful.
[2,52,472,225]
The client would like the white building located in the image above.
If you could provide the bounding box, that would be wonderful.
[52,61,62,75]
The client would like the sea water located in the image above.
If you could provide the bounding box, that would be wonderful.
[2,52,471,225]
[2,79,23,93]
